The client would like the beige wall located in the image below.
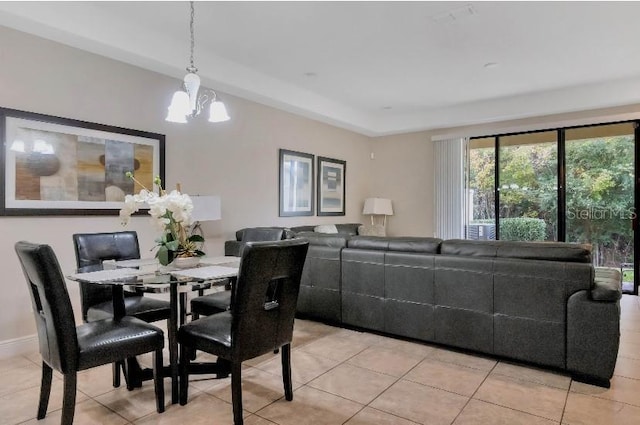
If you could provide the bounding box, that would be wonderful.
[369,132,435,237]
[3,24,640,355]
[0,26,371,352]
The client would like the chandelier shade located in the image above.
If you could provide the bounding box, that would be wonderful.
[209,100,230,123]
[166,2,229,124]
[166,91,190,123]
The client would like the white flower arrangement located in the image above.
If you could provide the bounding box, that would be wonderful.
[120,173,204,265]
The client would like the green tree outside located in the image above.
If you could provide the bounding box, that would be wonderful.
[468,135,634,266]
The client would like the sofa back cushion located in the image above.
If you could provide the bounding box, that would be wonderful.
[496,241,592,263]
[291,223,361,236]
[441,239,592,263]
[347,236,442,254]
[290,225,315,234]
[296,232,349,248]
[440,240,500,257]
[240,227,285,242]
[335,223,362,235]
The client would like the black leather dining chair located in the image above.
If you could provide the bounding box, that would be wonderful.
[178,239,309,425]
[72,231,171,388]
[15,241,165,425]
[190,228,290,320]
[189,287,231,319]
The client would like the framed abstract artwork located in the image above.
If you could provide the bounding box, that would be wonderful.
[317,156,346,216]
[279,149,314,217]
[0,107,165,216]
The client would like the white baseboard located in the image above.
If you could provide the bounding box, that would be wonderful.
[0,334,38,359]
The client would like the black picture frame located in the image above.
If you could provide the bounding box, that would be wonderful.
[0,107,165,216]
[279,149,314,217]
[317,156,346,216]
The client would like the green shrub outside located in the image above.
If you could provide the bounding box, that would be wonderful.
[499,217,546,241]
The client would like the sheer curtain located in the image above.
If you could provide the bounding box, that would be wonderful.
[433,137,468,239]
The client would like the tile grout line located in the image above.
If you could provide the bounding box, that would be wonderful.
[448,360,499,424]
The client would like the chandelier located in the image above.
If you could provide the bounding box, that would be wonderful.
[166,1,230,124]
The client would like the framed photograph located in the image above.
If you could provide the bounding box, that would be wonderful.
[317,156,346,216]
[279,149,314,217]
[0,107,165,216]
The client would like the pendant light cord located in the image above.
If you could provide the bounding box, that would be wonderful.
[187,1,197,73]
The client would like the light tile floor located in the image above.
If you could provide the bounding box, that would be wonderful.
[4,295,640,424]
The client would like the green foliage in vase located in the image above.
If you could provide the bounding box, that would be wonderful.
[120,172,206,266]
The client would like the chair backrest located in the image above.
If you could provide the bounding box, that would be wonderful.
[15,241,78,374]
[231,238,309,361]
[72,231,141,321]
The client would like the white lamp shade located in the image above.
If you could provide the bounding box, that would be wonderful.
[166,90,190,123]
[362,198,393,216]
[33,140,54,154]
[208,100,230,123]
[10,139,25,153]
[191,195,222,222]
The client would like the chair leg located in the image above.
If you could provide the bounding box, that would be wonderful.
[231,362,243,425]
[216,357,231,379]
[123,357,143,390]
[187,306,197,361]
[113,361,121,388]
[61,372,77,425]
[37,362,53,419]
[153,349,165,413]
[281,344,293,401]
[179,344,190,405]
[123,358,134,390]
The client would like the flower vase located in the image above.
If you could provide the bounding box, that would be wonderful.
[172,256,200,269]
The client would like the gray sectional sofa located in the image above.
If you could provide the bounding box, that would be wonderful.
[294,233,621,387]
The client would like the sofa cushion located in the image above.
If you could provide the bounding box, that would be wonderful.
[348,236,442,253]
[440,239,500,257]
[314,224,339,234]
[496,241,592,263]
[335,223,362,235]
[290,225,316,234]
[241,227,285,242]
[296,232,349,248]
[388,237,442,253]
[441,239,592,263]
[347,236,390,251]
[291,223,361,235]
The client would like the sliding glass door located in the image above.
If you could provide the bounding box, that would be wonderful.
[565,123,636,293]
[498,132,557,241]
[467,120,639,294]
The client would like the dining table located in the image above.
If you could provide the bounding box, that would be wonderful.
[67,256,240,404]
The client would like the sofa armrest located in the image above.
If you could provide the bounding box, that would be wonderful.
[224,240,243,257]
[592,267,622,302]
[567,290,620,386]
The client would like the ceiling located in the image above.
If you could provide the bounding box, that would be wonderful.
[2,1,640,136]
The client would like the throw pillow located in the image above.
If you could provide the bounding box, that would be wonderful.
[358,224,386,236]
[314,224,339,234]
